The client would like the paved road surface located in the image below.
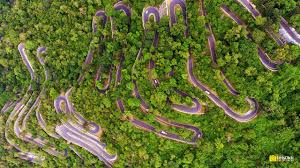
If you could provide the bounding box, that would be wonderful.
[187,54,259,122]
[142,6,160,47]
[171,89,204,114]
[116,99,202,145]
[18,43,35,80]
[200,2,241,95]
[56,121,117,168]
[235,0,261,18]
[5,44,46,163]
[280,17,300,45]
[220,4,282,71]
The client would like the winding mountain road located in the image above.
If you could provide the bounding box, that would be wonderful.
[56,120,117,168]
[54,90,117,167]
[170,89,203,115]
[235,0,286,46]
[187,53,259,122]
[54,88,101,136]
[116,99,202,145]
[94,65,113,93]
[89,10,114,93]
[4,0,295,165]
[169,0,188,36]
[83,10,107,67]
[220,4,282,71]
[220,4,245,26]
[143,6,160,88]
[4,43,46,163]
[112,2,131,86]
[111,1,131,38]
[1,100,15,114]
[124,1,204,144]
[54,9,120,163]
[280,17,300,46]
[235,0,261,18]
[199,1,240,96]
[140,3,204,114]
[142,6,160,48]
[94,2,131,93]
[18,43,35,80]
[15,45,67,158]
[36,110,61,139]
[185,1,259,122]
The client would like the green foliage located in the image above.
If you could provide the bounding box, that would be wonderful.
[0,0,299,168]
[127,98,140,107]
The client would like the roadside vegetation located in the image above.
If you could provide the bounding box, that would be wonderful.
[0,0,299,167]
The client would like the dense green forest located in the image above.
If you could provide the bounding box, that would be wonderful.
[0,0,299,167]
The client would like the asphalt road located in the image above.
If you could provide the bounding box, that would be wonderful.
[280,17,300,45]
[220,4,282,71]
[187,54,259,122]
[236,0,261,18]
[200,1,241,95]
[56,121,117,168]
[116,99,203,145]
